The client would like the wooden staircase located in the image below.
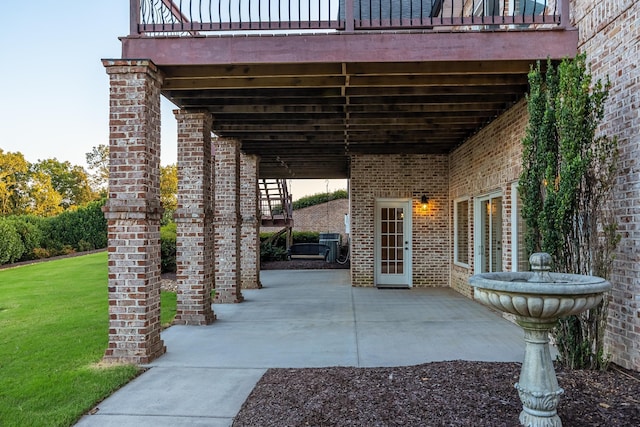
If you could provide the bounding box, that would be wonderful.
[259,179,293,228]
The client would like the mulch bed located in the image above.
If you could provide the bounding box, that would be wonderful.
[233,361,640,427]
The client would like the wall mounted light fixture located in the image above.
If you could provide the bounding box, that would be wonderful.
[421,195,429,210]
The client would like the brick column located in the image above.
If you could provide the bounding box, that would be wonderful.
[214,138,243,303]
[102,59,165,364]
[240,153,262,289]
[173,109,216,324]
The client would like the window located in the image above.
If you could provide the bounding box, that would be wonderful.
[514,0,546,15]
[454,198,470,267]
[511,182,530,271]
[473,0,501,17]
[474,192,503,273]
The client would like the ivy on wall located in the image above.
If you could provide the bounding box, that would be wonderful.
[519,54,620,370]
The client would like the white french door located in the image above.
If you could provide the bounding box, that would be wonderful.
[375,199,412,287]
[474,193,503,274]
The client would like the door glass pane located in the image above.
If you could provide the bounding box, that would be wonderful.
[481,200,490,272]
[380,205,404,276]
[491,198,503,272]
[455,199,469,265]
[480,197,503,273]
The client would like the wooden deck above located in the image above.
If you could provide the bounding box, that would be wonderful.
[120,2,578,178]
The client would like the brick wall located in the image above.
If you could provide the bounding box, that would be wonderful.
[350,154,449,287]
[571,0,640,371]
[290,198,350,241]
[448,99,528,297]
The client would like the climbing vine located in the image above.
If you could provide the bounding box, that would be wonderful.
[519,54,619,370]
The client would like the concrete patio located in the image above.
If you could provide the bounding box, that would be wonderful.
[76,269,526,426]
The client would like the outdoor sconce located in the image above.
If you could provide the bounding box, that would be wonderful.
[420,195,429,210]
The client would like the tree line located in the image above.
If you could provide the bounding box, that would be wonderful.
[0,144,178,266]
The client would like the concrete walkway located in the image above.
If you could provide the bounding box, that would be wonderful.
[76,270,526,426]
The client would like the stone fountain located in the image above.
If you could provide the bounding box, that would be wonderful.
[469,253,611,427]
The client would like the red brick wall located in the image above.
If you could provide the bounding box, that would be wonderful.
[571,0,640,371]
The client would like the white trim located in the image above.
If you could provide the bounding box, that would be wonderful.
[453,196,470,268]
[473,191,503,274]
[511,182,519,272]
[374,198,412,287]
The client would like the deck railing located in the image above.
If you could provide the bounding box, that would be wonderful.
[131,0,568,35]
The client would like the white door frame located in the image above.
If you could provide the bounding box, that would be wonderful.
[374,198,412,287]
[473,191,503,274]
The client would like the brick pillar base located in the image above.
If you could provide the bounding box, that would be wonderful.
[102,59,166,364]
[214,138,243,303]
[174,109,216,324]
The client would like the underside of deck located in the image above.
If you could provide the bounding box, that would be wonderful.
[121,29,577,178]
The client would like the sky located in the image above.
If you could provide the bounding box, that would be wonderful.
[0,2,345,200]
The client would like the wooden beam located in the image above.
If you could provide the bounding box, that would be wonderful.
[122,31,578,65]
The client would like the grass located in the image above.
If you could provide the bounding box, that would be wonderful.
[0,252,177,427]
[161,289,177,327]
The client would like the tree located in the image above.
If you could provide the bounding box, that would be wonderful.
[26,171,64,217]
[31,158,95,208]
[0,149,29,215]
[160,164,177,225]
[85,144,109,192]
[519,55,619,370]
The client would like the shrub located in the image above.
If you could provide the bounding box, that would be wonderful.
[260,242,288,261]
[77,240,94,252]
[0,219,25,265]
[160,222,177,273]
[6,216,44,261]
[32,248,51,259]
[60,245,76,256]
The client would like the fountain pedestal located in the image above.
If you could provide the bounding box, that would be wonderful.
[515,319,563,427]
[469,253,611,427]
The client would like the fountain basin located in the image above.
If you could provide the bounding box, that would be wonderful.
[470,271,610,321]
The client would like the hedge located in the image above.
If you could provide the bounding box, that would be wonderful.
[291,189,348,210]
[0,199,108,265]
[160,222,177,273]
[43,199,107,253]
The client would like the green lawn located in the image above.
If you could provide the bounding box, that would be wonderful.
[0,252,176,426]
